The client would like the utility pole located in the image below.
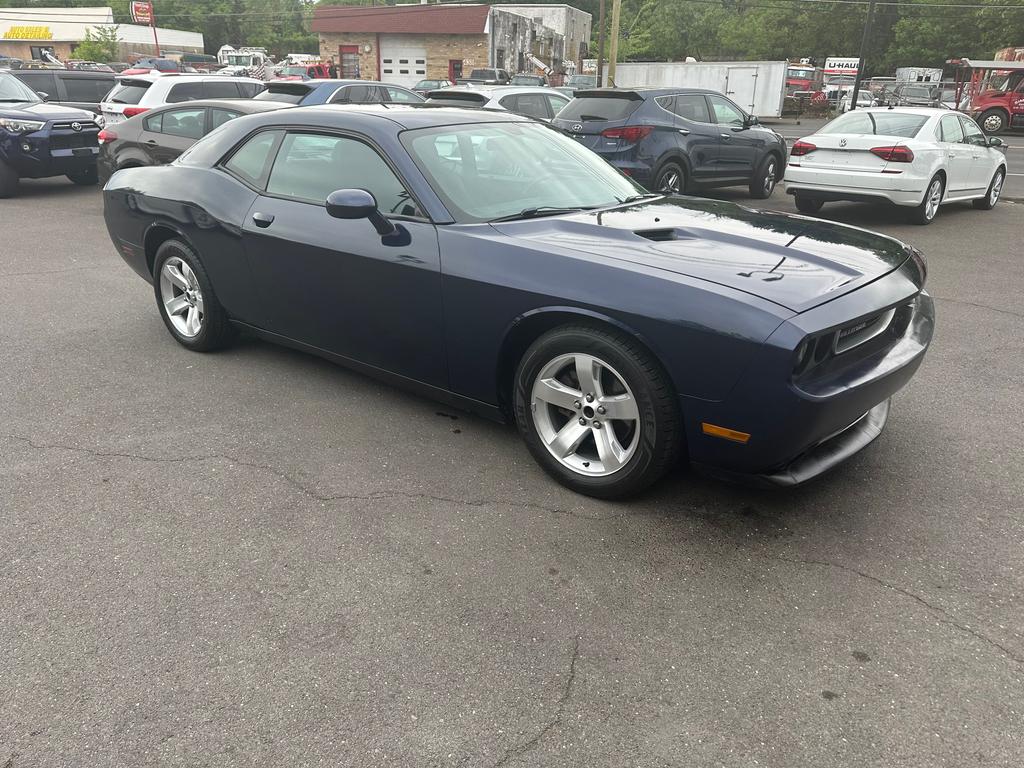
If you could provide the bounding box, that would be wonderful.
[596,0,605,86]
[607,0,621,87]
[849,0,876,111]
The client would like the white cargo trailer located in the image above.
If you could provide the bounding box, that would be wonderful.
[604,61,788,118]
[895,67,944,84]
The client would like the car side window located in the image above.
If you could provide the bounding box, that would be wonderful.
[166,81,204,103]
[237,82,263,98]
[266,132,419,216]
[63,76,106,102]
[546,94,569,117]
[937,115,963,143]
[512,93,549,120]
[959,117,987,146]
[143,112,163,132]
[673,93,711,123]
[161,108,206,139]
[223,129,283,187]
[204,81,241,99]
[210,108,241,131]
[386,86,420,103]
[707,95,745,127]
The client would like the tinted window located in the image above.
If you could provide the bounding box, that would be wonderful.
[224,130,282,186]
[708,95,744,126]
[267,132,415,214]
[510,92,549,119]
[13,71,57,96]
[61,76,110,102]
[210,108,241,131]
[204,81,241,99]
[672,93,710,123]
[254,85,309,104]
[237,82,263,98]
[331,84,372,103]
[161,108,206,139]
[166,81,204,103]
[105,79,150,104]
[557,95,641,122]
[820,111,928,138]
[937,115,963,143]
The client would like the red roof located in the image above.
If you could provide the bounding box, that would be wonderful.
[312,5,491,35]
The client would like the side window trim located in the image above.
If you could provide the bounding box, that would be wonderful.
[218,128,286,191]
[257,128,430,221]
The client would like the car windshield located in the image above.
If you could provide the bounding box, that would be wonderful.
[820,111,929,138]
[253,85,309,104]
[0,73,41,102]
[567,75,597,87]
[402,121,645,223]
[280,66,307,76]
[470,70,496,79]
[904,86,934,98]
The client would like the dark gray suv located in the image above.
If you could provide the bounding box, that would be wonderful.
[553,88,787,198]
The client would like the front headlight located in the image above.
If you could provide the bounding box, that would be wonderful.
[0,117,45,133]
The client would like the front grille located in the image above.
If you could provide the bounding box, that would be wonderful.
[51,121,99,131]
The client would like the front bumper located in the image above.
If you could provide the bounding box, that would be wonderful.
[784,165,926,207]
[1,121,99,179]
[683,261,934,486]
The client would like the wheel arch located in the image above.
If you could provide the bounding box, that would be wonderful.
[653,151,692,185]
[143,221,192,278]
[494,306,676,418]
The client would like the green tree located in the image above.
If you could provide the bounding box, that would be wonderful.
[72,25,120,63]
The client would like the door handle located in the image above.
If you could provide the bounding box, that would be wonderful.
[251,212,275,228]
[720,133,732,140]
[677,128,690,135]
[145,139,157,145]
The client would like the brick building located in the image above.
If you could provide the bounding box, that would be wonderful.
[311,3,580,87]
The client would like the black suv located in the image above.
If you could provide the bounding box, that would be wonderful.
[553,88,786,198]
[0,71,101,197]
[11,68,115,115]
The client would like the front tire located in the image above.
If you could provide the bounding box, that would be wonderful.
[910,174,944,225]
[749,154,779,199]
[654,161,687,194]
[0,159,19,198]
[67,166,98,186]
[973,168,1005,210]
[153,239,234,352]
[513,325,682,499]
[794,196,823,215]
[979,109,1007,135]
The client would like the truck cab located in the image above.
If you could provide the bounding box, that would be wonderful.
[971,70,1024,134]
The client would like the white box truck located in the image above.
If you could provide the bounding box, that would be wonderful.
[604,61,788,118]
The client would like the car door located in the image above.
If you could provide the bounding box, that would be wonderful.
[141,106,207,164]
[959,116,996,190]
[936,114,972,194]
[707,94,758,180]
[238,129,446,387]
[667,93,720,181]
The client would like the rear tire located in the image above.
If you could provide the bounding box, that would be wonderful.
[979,109,1007,135]
[67,166,98,186]
[910,174,944,225]
[748,154,779,199]
[794,196,823,215]
[0,159,19,198]
[654,161,687,194]
[153,239,234,352]
[973,168,1005,210]
[513,324,682,499]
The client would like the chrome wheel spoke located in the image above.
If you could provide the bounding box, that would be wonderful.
[574,354,601,398]
[598,393,638,421]
[165,294,189,317]
[548,419,589,458]
[594,425,627,473]
[164,264,190,291]
[535,377,582,411]
[185,306,200,336]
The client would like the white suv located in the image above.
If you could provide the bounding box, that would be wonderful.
[99,74,265,124]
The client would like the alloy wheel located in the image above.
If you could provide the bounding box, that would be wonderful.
[763,160,777,195]
[924,179,942,221]
[991,172,1004,206]
[159,256,204,338]
[983,114,1004,133]
[659,169,681,193]
[530,353,640,476]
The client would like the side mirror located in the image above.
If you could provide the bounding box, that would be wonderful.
[988,136,1004,148]
[326,188,396,236]
[743,115,759,128]
[36,91,49,100]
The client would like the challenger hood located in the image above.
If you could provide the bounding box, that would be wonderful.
[0,101,95,121]
[491,197,914,312]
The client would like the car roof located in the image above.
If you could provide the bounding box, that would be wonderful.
[117,73,263,83]
[273,103,534,129]
[145,99,291,114]
[574,87,721,98]
[435,85,557,96]
[856,106,950,115]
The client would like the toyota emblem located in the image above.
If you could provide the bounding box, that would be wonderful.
[839,137,847,147]
[571,122,583,133]
[71,122,82,132]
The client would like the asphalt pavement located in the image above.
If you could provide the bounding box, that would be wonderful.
[767,115,1024,200]
[1,179,1022,767]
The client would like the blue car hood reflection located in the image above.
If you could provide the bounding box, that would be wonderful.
[492,197,912,313]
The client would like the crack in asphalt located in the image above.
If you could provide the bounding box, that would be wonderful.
[931,295,1024,320]
[0,434,606,520]
[492,636,580,767]
[765,554,1023,665]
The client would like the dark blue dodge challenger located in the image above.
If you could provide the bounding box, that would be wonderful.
[102,106,934,498]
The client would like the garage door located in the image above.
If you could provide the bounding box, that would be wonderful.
[380,35,427,88]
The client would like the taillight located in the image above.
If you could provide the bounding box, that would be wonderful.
[790,140,816,156]
[122,106,149,118]
[870,145,914,162]
[600,125,653,143]
[97,129,116,145]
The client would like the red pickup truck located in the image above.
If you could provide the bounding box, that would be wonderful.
[275,63,330,81]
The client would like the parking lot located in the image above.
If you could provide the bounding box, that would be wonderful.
[2,179,1022,767]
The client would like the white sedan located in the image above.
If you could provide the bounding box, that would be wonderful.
[784,107,1007,224]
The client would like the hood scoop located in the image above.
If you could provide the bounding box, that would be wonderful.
[633,227,701,243]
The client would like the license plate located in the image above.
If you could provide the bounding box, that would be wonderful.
[72,147,93,156]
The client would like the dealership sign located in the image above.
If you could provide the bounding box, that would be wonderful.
[130,1,154,25]
[2,26,53,40]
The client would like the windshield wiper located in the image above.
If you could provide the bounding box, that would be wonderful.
[489,206,596,223]
[617,193,664,204]
[0,98,31,102]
